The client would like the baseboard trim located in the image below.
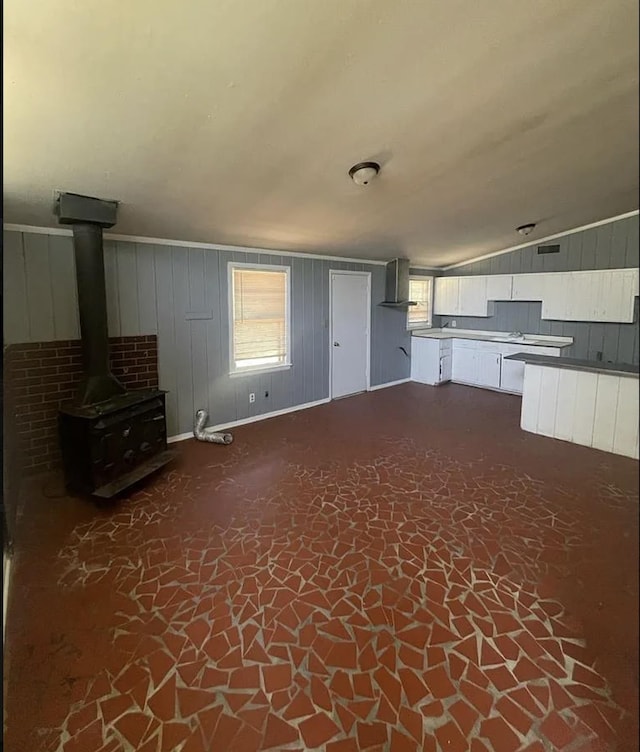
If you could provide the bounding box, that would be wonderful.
[167,398,332,443]
[368,378,411,391]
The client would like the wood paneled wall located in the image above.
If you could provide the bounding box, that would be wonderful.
[3,231,411,436]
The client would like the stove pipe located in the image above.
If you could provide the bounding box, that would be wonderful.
[56,192,126,406]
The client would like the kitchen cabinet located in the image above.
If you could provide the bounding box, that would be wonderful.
[511,273,546,302]
[434,275,513,316]
[439,353,452,382]
[458,277,488,316]
[414,337,563,394]
[475,351,502,388]
[451,340,501,388]
[500,357,526,393]
[410,337,451,385]
[541,269,639,322]
[451,345,476,384]
[433,277,459,315]
[589,269,638,323]
[486,274,513,301]
[438,268,640,323]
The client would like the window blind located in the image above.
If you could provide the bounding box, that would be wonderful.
[231,267,289,370]
[408,277,433,326]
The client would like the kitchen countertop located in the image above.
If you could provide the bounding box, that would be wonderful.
[504,352,639,378]
[411,328,573,349]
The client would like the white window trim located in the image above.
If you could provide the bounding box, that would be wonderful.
[228,261,292,377]
[407,275,434,330]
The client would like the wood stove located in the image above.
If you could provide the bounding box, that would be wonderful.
[56,193,176,498]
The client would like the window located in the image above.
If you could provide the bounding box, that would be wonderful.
[407,276,433,328]
[229,264,291,374]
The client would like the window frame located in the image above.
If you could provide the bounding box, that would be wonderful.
[406,275,434,330]
[228,261,292,377]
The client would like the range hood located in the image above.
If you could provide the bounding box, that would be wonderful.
[379,258,417,308]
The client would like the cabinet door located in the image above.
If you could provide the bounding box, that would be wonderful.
[511,273,544,301]
[475,351,502,388]
[598,270,636,322]
[571,272,599,321]
[410,339,439,384]
[439,354,452,383]
[458,277,488,316]
[433,278,460,315]
[618,270,639,322]
[500,358,525,394]
[486,275,512,301]
[451,347,476,384]
[538,274,566,319]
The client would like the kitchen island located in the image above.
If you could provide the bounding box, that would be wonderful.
[505,352,639,459]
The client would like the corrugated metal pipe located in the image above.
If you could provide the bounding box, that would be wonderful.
[193,409,233,445]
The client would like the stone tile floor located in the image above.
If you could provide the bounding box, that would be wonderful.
[3,383,638,751]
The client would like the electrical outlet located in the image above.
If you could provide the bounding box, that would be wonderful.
[249,393,256,403]
[451,320,457,328]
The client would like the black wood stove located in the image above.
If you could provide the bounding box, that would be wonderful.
[56,193,176,498]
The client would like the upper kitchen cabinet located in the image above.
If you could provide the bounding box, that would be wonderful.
[543,269,639,322]
[511,273,545,302]
[433,274,513,316]
[486,274,513,301]
[458,277,488,316]
[438,268,639,323]
[433,277,460,315]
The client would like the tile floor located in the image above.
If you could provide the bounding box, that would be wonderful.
[3,382,638,752]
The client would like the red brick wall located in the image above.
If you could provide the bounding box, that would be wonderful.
[4,335,159,476]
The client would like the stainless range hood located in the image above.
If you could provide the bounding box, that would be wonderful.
[379,258,417,308]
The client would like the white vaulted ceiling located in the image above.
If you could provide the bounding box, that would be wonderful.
[3,0,639,266]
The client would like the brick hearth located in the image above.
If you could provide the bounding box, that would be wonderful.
[4,335,159,476]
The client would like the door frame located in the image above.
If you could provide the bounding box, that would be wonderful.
[329,270,372,399]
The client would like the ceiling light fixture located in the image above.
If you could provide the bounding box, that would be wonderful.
[516,223,536,236]
[348,161,380,186]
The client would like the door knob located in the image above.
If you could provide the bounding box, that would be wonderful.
[333,341,340,347]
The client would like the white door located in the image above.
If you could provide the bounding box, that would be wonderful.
[330,272,370,398]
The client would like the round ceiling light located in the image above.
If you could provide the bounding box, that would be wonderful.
[516,223,536,236]
[348,161,380,186]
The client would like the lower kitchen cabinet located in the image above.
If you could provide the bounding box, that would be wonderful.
[500,357,526,393]
[452,342,501,389]
[451,346,475,384]
[412,337,563,394]
[411,337,451,385]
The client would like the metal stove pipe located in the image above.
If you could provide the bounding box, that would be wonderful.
[56,192,125,406]
[193,409,233,445]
